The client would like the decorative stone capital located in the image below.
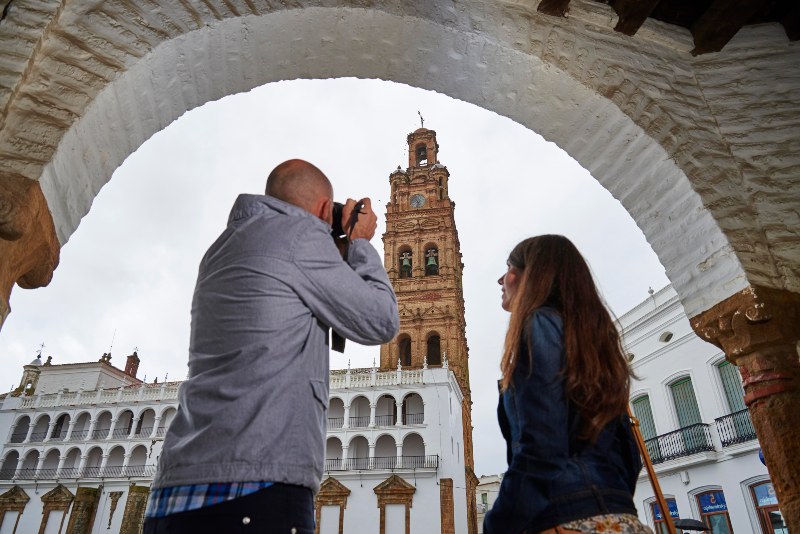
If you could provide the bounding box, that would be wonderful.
[0,174,59,329]
[691,285,800,406]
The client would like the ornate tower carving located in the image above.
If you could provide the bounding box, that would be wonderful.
[380,127,478,534]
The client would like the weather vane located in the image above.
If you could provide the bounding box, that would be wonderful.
[37,342,45,356]
[417,111,424,128]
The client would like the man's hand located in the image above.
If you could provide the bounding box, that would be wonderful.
[342,198,378,241]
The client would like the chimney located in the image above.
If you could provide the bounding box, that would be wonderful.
[125,351,140,379]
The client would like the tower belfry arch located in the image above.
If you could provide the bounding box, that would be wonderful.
[0,1,798,528]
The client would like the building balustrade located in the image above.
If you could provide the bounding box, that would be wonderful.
[5,426,169,445]
[715,409,758,447]
[0,465,158,481]
[328,413,425,430]
[348,416,370,428]
[643,423,715,464]
[324,454,438,472]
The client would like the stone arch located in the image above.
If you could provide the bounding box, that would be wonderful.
[112,409,135,439]
[51,413,70,441]
[19,449,39,479]
[401,393,424,425]
[71,411,92,440]
[328,397,345,429]
[92,411,113,439]
[346,435,369,471]
[425,331,442,366]
[84,446,104,478]
[135,408,156,437]
[374,434,398,469]
[60,447,82,478]
[41,448,61,475]
[397,245,413,279]
[0,451,19,480]
[29,414,50,442]
[401,432,425,468]
[423,243,439,276]
[375,394,398,427]
[1,2,799,526]
[397,333,412,367]
[126,444,148,476]
[157,406,178,436]
[9,416,30,443]
[325,437,343,472]
[348,396,370,428]
[104,445,126,477]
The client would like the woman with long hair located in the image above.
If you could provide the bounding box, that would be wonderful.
[483,235,652,534]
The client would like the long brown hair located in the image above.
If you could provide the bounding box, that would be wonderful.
[500,235,632,442]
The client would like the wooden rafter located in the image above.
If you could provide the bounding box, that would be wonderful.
[691,0,765,55]
[611,0,663,36]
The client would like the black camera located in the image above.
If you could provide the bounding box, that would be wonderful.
[331,201,364,239]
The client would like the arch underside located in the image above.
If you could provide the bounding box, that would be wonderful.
[1,2,798,317]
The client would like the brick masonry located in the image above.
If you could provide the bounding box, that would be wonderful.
[0,1,798,320]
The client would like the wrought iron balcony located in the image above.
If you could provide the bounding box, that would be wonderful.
[327,417,343,429]
[715,409,757,447]
[324,454,439,472]
[69,429,89,440]
[643,423,715,464]
[404,412,424,424]
[2,465,158,480]
[27,431,49,442]
[348,416,370,428]
[375,415,396,426]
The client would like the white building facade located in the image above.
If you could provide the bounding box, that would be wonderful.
[621,286,784,534]
[0,355,468,533]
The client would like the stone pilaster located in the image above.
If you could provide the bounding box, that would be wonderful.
[0,174,59,330]
[692,285,800,531]
[439,478,455,534]
[119,486,149,534]
[65,486,101,534]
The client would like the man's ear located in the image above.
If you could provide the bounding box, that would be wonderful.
[315,197,333,225]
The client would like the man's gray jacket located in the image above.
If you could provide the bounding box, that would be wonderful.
[152,194,399,491]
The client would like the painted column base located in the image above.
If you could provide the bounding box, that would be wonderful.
[692,285,800,531]
[0,174,60,330]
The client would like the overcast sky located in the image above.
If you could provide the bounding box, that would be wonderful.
[0,78,669,477]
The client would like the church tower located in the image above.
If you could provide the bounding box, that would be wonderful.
[380,126,478,534]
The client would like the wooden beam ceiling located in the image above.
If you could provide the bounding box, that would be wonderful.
[610,0,662,36]
[691,0,767,55]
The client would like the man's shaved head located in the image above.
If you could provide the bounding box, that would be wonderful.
[266,159,333,212]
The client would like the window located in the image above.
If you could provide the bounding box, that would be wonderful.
[751,482,787,534]
[427,334,441,366]
[632,395,661,462]
[696,490,733,533]
[425,247,439,276]
[659,331,674,342]
[651,498,680,534]
[671,377,708,454]
[717,361,746,413]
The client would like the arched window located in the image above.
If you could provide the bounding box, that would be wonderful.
[399,248,412,278]
[415,144,428,166]
[425,247,439,276]
[398,335,411,367]
[427,334,441,366]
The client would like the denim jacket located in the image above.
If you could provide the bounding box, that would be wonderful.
[483,308,641,534]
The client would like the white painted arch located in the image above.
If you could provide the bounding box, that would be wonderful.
[27,4,793,317]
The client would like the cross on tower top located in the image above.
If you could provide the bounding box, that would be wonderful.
[417,110,424,128]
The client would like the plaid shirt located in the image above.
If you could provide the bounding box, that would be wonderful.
[145,482,274,518]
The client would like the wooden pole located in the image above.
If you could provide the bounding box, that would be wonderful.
[628,407,677,534]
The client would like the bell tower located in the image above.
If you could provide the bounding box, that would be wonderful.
[380,126,478,534]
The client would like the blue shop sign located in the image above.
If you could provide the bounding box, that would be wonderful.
[699,491,728,514]
[753,483,778,506]
[653,499,680,521]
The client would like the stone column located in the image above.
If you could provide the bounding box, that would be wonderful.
[0,174,59,331]
[44,421,56,442]
[65,420,76,441]
[342,404,350,429]
[341,445,349,471]
[395,443,403,469]
[35,452,46,474]
[368,444,376,469]
[128,417,140,439]
[106,418,118,440]
[86,418,97,440]
[99,454,109,476]
[56,454,67,476]
[23,423,34,443]
[121,452,131,477]
[150,417,161,438]
[369,403,376,428]
[395,399,403,427]
[692,285,800,530]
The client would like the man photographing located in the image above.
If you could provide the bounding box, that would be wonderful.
[144,159,400,533]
